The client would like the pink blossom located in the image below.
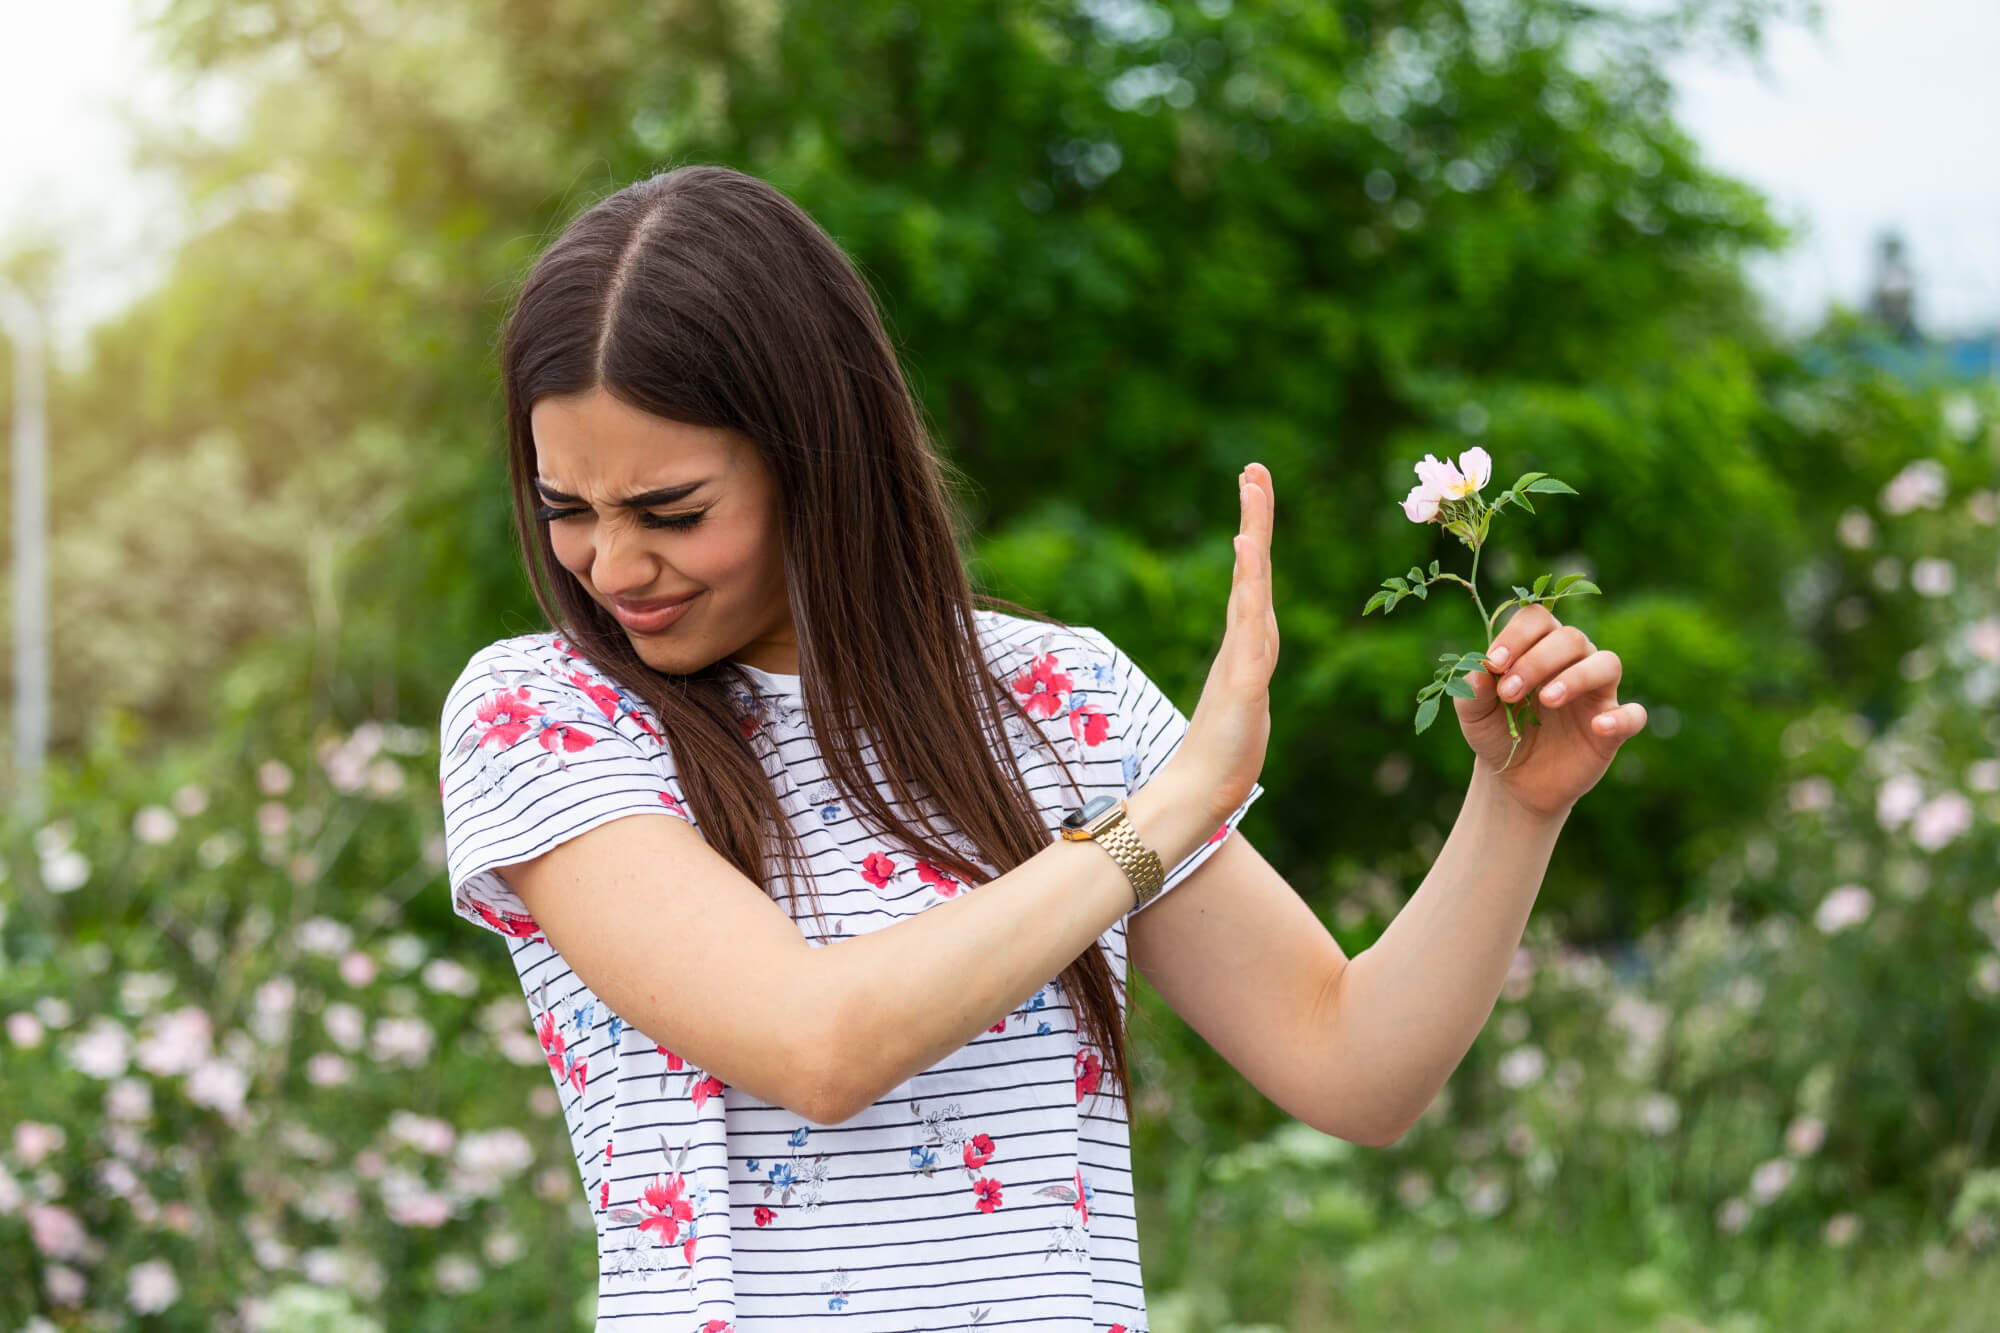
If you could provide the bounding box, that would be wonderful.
[5,1011,43,1048]
[372,1016,435,1067]
[44,1263,86,1306]
[306,1053,352,1087]
[24,1203,88,1259]
[1716,1196,1751,1234]
[1968,617,2000,665]
[1814,884,1873,935]
[186,1059,250,1121]
[1824,1212,1862,1247]
[1496,1045,1546,1089]
[128,1258,180,1314]
[1784,1115,1827,1157]
[13,1121,66,1166]
[323,1003,366,1051]
[389,1111,457,1157]
[1875,774,1923,830]
[1909,792,1973,851]
[1402,484,1441,523]
[339,951,379,987]
[68,1017,133,1080]
[1749,1156,1796,1205]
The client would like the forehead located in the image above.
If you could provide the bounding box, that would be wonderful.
[529,388,737,485]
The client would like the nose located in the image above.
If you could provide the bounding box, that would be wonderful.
[590,523,660,600]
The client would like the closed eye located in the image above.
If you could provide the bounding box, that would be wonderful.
[535,505,706,531]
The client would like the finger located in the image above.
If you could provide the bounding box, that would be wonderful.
[1491,625,1592,702]
[1590,701,1647,739]
[1528,647,1620,709]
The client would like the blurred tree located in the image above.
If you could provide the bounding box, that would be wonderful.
[15,0,1968,953]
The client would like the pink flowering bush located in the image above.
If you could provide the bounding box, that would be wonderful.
[0,721,588,1330]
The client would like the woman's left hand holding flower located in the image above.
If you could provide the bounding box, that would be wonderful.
[1455,604,1647,820]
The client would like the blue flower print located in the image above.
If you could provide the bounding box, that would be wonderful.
[571,1001,596,1034]
[909,1144,937,1172]
[769,1162,796,1190]
[789,1126,811,1149]
[820,804,841,822]
[746,1159,760,1173]
[1091,661,1118,689]
[1037,1022,1052,1035]
[606,1014,625,1046]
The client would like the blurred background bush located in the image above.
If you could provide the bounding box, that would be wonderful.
[1,0,1995,1328]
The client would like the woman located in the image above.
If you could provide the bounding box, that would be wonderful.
[438,164,1643,1330]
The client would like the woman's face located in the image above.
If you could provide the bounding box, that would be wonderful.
[530,387,796,676]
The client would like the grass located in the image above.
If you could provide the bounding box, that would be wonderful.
[1142,1222,2000,1332]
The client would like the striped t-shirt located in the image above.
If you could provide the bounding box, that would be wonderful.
[437,607,1262,1331]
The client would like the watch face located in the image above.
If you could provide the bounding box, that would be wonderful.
[1062,794,1119,830]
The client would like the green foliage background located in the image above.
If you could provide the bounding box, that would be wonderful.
[3,0,1997,1328]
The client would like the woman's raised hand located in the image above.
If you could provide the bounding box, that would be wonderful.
[1177,462,1280,823]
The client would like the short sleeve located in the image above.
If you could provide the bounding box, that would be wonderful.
[437,639,693,941]
[1090,629,1264,915]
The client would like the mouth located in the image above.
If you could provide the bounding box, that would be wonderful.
[610,591,702,635]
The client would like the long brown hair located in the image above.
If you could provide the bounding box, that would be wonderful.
[498,163,1134,1116]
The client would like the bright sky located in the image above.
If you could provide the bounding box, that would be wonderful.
[1,0,1995,366]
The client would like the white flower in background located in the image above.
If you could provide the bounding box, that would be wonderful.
[67,1017,133,1080]
[24,1203,87,1259]
[381,1169,452,1229]
[1875,774,1923,830]
[305,1053,352,1087]
[106,1079,152,1123]
[482,1230,524,1266]
[7,1011,45,1049]
[32,821,75,859]
[186,1059,251,1121]
[33,997,72,1029]
[254,976,297,1017]
[1633,1092,1680,1136]
[529,1085,560,1118]
[1824,1212,1862,1247]
[366,759,407,798]
[372,1016,435,1067]
[1836,508,1875,549]
[1787,776,1835,813]
[1749,1156,1796,1205]
[1814,885,1874,935]
[383,934,428,973]
[295,1176,361,1224]
[172,784,209,816]
[1909,792,1974,851]
[256,760,294,796]
[455,1128,534,1179]
[256,802,291,839]
[421,958,478,997]
[1909,557,1955,597]
[322,1003,366,1051]
[1974,956,2000,996]
[496,1026,542,1068]
[294,917,352,957]
[132,806,179,845]
[1968,759,2000,793]
[0,1163,23,1214]
[1968,617,2000,666]
[1879,458,1948,515]
[135,1007,213,1077]
[434,1254,482,1295]
[301,1248,346,1287]
[40,849,90,894]
[13,1122,66,1166]
[1462,1170,1510,1218]
[128,1258,180,1314]
[388,1112,457,1157]
[43,1263,86,1306]
[1495,1044,1546,1089]
[339,951,379,988]
[119,971,174,1015]
[1784,1114,1827,1157]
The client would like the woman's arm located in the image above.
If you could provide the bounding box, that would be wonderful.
[1129,760,1566,1146]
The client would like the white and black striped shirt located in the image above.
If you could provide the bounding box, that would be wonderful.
[438,607,1262,1331]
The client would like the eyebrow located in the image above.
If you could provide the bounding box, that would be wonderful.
[533,479,709,508]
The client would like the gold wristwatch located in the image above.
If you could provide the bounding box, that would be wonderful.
[1059,795,1166,910]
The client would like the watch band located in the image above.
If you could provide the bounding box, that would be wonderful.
[1095,812,1166,910]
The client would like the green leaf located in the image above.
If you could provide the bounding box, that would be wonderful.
[1364,591,1389,615]
[1512,491,1537,515]
[1532,573,1551,596]
[1512,585,1533,601]
[1414,694,1440,733]
[1553,572,1583,594]
[1443,675,1476,699]
[1565,579,1602,597]
[1411,583,1427,600]
[1510,471,1548,491]
[1406,566,1424,585]
[1387,577,1409,592]
[1525,478,1578,495]
[1428,560,1440,577]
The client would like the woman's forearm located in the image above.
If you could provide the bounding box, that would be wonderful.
[1325,758,1570,1142]
[810,761,1223,1122]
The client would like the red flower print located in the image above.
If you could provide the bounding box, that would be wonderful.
[600,1179,609,1210]
[962,1133,995,1170]
[658,791,689,819]
[470,899,542,942]
[988,1018,1007,1034]
[861,851,897,888]
[1111,1326,1127,1333]
[633,711,664,742]
[916,861,960,897]
[638,1173,694,1246]
[538,721,595,755]
[537,1012,567,1078]
[1073,1167,1089,1225]
[1075,1051,1102,1102]
[1206,822,1229,845]
[701,1323,735,1333]
[1011,654,1072,720]
[606,1140,614,1163]
[569,1058,588,1095]
[1068,702,1109,747]
[737,713,758,738]
[684,1233,698,1265]
[566,670,622,723]
[553,636,584,660]
[660,1047,684,1071]
[690,1075,723,1109]
[475,687,543,749]
[753,1206,775,1227]
[973,1177,1003,1213]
